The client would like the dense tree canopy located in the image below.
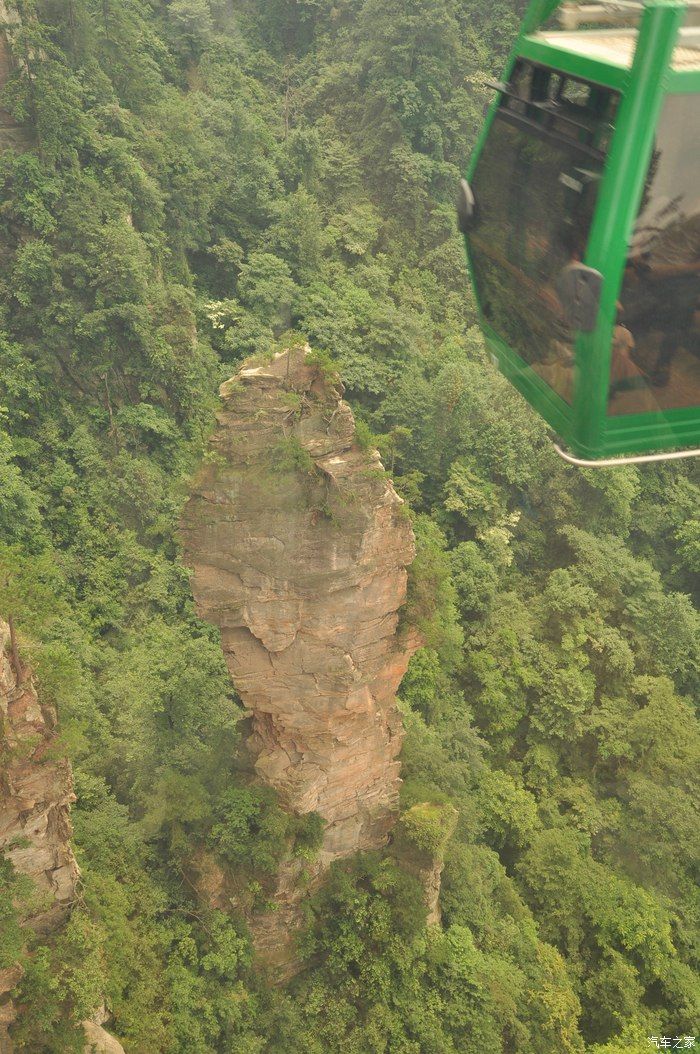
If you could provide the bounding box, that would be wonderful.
[0,0,697,1051]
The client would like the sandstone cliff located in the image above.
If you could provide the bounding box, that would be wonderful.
[0,626,126,1054]
[0,619,80,1048]
[180,347,419,970]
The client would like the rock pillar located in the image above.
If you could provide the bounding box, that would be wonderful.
[180,347,420,971]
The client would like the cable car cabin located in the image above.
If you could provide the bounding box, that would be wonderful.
[460,0,700,463]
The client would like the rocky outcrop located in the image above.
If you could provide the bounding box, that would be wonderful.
[0,621,79,927]
[392,802,458,926]
[83,1008,127,1054]
[0,965,21,1054]
[0,619,80,1048]
[83,1023,127,1054]
[180,347,419,971]
[0,625,124,1049]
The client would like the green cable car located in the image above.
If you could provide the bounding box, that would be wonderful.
[459,0,700,465]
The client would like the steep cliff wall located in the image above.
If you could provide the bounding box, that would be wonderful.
[0,3,27,152]
[180,347,419,968]
[0,620,79,1048]
[0,623,79,925]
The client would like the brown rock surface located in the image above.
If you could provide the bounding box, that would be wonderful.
[83,1007,127,1054]
[0,619,80,1048]
[0,622,79,930]
[180,347,419,970]
[83,1022,127,1054]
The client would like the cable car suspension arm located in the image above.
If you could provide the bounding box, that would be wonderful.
[553,443,700,467]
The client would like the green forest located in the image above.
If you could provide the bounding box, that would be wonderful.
[0,0,698,1051]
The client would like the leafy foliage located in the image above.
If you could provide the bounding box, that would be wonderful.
[0,0,697,1051]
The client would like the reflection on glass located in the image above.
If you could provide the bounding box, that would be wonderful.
[469,64,618,403]
[611,94,700,415]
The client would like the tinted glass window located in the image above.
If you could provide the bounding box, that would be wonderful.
[468,63,618,404]
[610,95,700,415]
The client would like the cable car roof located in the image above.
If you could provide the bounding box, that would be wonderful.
[535,26,700,70]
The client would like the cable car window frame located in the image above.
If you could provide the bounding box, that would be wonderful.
[467,61,620,408]
[500,59,619,156]
[494,105,610,164]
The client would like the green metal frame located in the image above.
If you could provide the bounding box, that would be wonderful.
[463,0,700,459]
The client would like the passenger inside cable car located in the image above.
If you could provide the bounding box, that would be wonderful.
[468,60,619,403]
[612,94,700,414]
[468,61,700,415]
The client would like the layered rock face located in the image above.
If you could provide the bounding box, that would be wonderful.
[0,620,80,1047]
[180,348,419,963]
[0,622,79,930]
[0,625,126,1053]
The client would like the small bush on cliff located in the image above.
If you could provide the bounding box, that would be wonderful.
[298,852,427,965]
[0,858,31,970]
[305,349,340,386]
[402,516,463,663]
[270,436,316,476]
[353,418,375,452]
[292,811,325,863]
[208,786,324,875]
[208,786,292,875]
[395,801,458,860]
